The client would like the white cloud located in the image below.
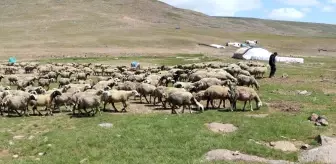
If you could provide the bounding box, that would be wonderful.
[279,0,320,6]
[322,6,335,12]
[269,8,305,20]
[328,0,336,4]
[301,8,311,13]
[159,0,262,16]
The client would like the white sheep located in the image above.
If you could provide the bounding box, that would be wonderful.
[101,90,139,112]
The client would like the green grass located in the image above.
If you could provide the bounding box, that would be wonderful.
[0,54,335,163]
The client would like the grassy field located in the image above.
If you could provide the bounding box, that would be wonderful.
[0,54,335,164]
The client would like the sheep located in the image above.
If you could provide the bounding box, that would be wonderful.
[38,78,55,90]
[0,86,10,92]
[164,91,204,114]
[47,71,59,79]
[8,75,18,85]
[97,76,112,82]
[59,71,73,78]
[115,81,138,91]
[101,90,139,112]
[229,86,262,111]
[252,67,268,78]
[2,94,36,116]
[24,86,46,94]
[16,80,34,91]
[92,80,115,90]
[192,78,226,92]
[58,78,74,88]
[75,93,102,116]
[31,90,62,116]
[136,83,156,103]
[77,72,90,81]
[238,69,251,76]
[179,73,189,82]
[203,85,230,109]
[237,74,260,90]
[173,82,195,92]
[53,92,78,112]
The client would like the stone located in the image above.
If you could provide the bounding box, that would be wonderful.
[98,123,113,128]
[28,135,35,140]
[309,113,319,122]
[206,123,238,134]
[38,152,45,156]
[246,114,269,118]
[315,122,322,126]
[318,135,336,146]
[204,149,295,163]
[269,142,276,147]
[271,141,298,152]
[281,73,289,78]
[319,119,329,126]
[9,141,14,145]
[299,144,336,163]
[80,158,88,164]
[13,135,25,140]
[12,154,19,158]
[301,144,309,150]
[47,144,52,147]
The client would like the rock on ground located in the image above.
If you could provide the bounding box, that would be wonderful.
[204,149,295,164]
[246,114,269,118]
[205,123,238,133]
[98,123,113,128]
[299,135,336,164]
[270,141,298,152]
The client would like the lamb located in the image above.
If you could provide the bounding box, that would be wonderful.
[77,72,91,81]
[101,90,139,112]
[2,94,36,116]
[30,90,62,116]
[203,85,230,109]
[237,74,260,90]
[229,86,262,111]
[164,91,204,114]
[136,83,156,103]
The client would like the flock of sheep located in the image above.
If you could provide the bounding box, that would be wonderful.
[0,60,268,117]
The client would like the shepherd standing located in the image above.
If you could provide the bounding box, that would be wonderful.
[269,52,278,78]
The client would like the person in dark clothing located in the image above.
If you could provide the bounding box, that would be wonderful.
[269,52,278,78]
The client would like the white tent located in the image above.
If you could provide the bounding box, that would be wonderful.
[232,47,304,63]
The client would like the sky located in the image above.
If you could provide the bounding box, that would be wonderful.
[159,0,336,24]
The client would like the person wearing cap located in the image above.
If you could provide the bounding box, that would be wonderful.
[269,52,278,78]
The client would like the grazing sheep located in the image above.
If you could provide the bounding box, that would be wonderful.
[53,92,77,112]
[165,91,204,114]
[192,78,226,92]
[16,80,34,91]
[47,71,59,79]
[173,82,195,92]
[237,74,260,90]
[253,67,268,78]
[101,90,139,112]
[229,86,262,111]
[92,80,115,90]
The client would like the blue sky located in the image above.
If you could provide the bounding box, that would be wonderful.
[159,0,336,24]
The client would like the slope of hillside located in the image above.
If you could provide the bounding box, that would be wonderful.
[0,0,336,58]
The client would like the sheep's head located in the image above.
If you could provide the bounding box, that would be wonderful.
[257,101,263,109]
[29,94,37,101]
[131,90,140,97]
[50,90,62,98]
[4,86,10,90]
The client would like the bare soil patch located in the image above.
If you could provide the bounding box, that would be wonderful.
[0,149,10,158]
[268,101,302,113]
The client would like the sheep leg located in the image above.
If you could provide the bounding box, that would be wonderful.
[139,95,143,103]
[13,109,22,117]
[144,95,150,104]
[181,105,185,114]
[122,102,127,113]
[206,99,210,109]
[103,102,107,111]
[211,100,216,109]
[153,97,156,105]
[249,100,253,111]
[242,101,247,111]
[149,95,152,103]
[188,105,192,114]
[112,103,119,112]
[171,105,177,114]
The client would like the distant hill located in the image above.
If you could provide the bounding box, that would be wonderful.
[0,0,335,58]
